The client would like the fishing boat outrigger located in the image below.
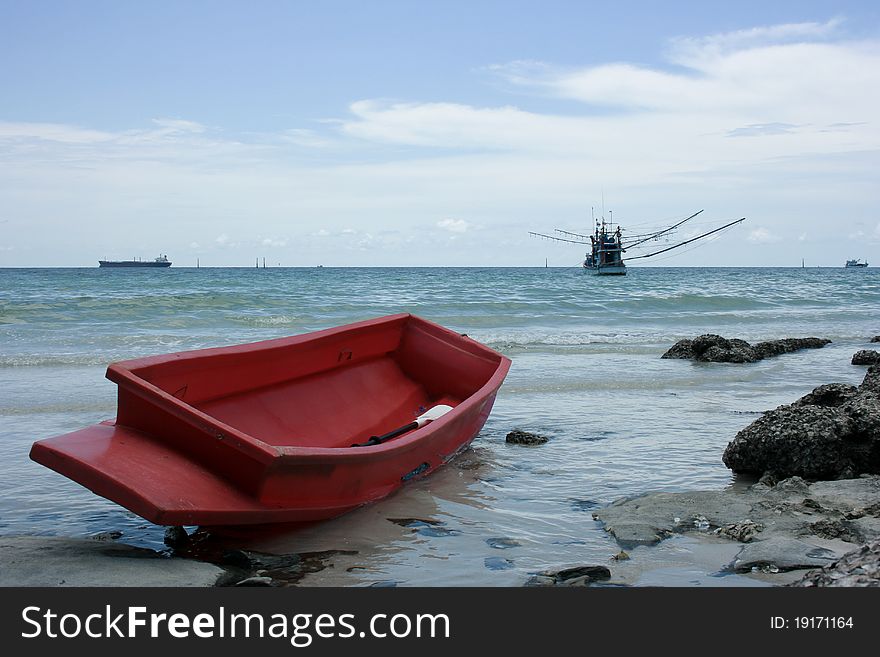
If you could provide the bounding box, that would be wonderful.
[531,210,745,275]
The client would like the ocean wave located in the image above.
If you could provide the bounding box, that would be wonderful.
[0,354,113,368]
[1,401,115,416]
[226,314,309,328]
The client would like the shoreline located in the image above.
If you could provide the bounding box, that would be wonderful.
[3,342,878,587]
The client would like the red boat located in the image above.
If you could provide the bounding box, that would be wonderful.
[30,314,511,526]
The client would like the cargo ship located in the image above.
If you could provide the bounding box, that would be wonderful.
[98,255,171,268]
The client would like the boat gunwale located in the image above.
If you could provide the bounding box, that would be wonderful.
[105,313,510,461]
[109,312,412,371]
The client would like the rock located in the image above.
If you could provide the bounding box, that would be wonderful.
[388,517,443,527]
[661,334,830,363]
[523,575,557,587]
[600,520,671,546]
[722,405,857,480]
[233,576,274,587]
[220,549,254,569]
[861,365,880,394]
[505,429,549,445]
[792,383,858,408]
[660,338,696,360]
[662,334,756,362]
[809,519,866,544]
[484,557,514,571]
[0,536,223,586]
[208,548,357,585]
[843,394,880,437]
[595,490,753,546]
[731,536,842,572]
[526,565,611,586]
[388,517,459,536]
[553,565,612,582]
[871,336,880,343]
[595,476,880,550]
[164,526,190,549]
[770,476,812,495]
[791,540,880,587]
[853,350,880,365]
[715,520,764,543]
[752,337,831,360]
[723,368,880,481]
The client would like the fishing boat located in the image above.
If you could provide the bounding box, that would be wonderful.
[30,314,510,526]
[99,255,172,268]
[581,219,626,275]
[531,210,745,275]
[845,259,868,268]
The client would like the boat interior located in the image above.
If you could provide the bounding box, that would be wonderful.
[113,315,502,449]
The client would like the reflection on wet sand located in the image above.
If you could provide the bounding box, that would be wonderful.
[178,446,494,586]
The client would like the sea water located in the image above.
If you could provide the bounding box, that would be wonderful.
[1,266,878,586]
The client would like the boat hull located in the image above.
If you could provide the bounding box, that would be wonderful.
[592,265,627,276]
[30,314,510,526]
[99,261,172,268]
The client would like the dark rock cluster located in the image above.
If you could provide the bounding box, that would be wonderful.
[661,334,831,363]
[792,540,880,587]
[524,564,611,587]
[722,366,880,480]
[505,429,549,445]
[852,349,880,365]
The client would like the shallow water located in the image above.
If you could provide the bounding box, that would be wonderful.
[1,266,877,585]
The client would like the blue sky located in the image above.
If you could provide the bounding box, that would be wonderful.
[1,1,879,266]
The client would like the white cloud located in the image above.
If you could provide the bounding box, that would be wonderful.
[338,27,880,169]
[281,128,337,149]
[151,118,207,134]
[0,121,115,144]
[667,18,844,68]
[748,227,781,243]
[726,123,799,138]
[342,100,543,149]
[490,35,880,121]
[1,19,879,267]
[437,218,470,233]
[261,237,288,247]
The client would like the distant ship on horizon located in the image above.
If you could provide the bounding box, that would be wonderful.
[845,259,868,268]
[98,255,172,268]
[530,209,745,276]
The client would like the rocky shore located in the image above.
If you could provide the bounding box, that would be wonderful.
[591,355,880,586]
[661,334,830,363]
[4,339,879,588]
[722,364,880,481]
[594,476,880,577]
[0,535,224,586]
